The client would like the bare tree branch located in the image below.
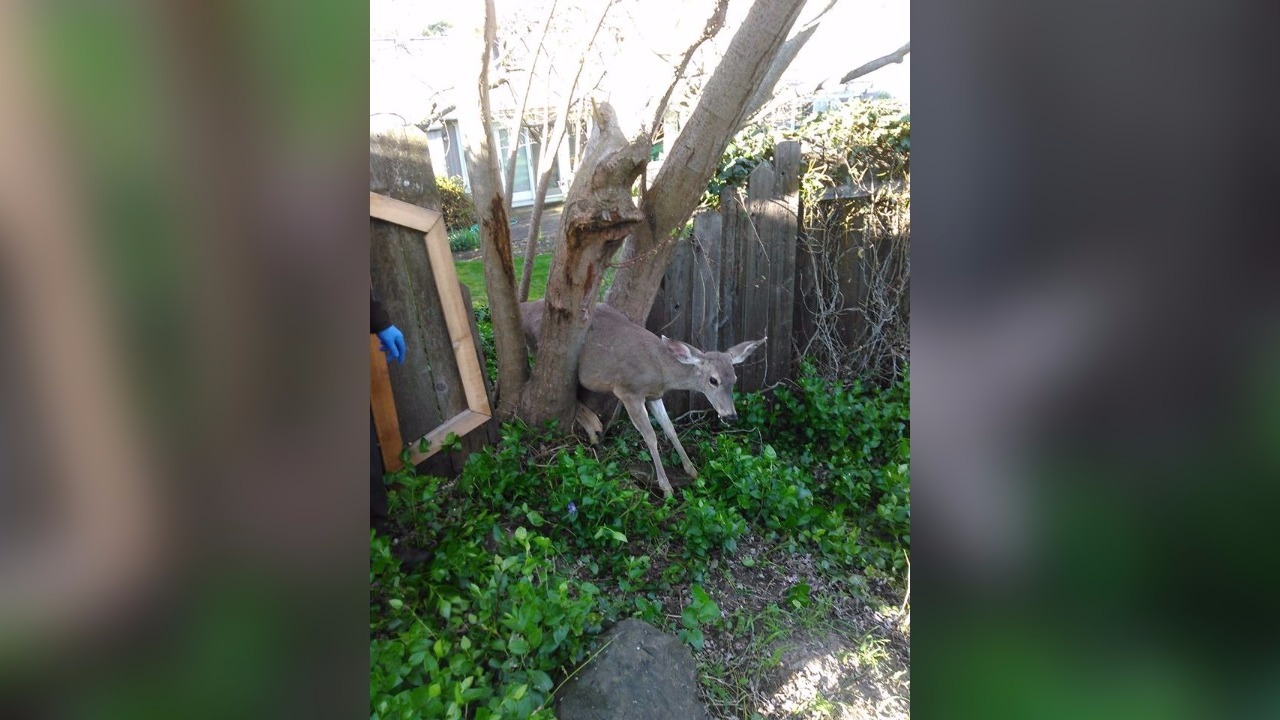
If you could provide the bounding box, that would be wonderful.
[502,0,560,212]
[517,1,617,301]
[742,0,840,121]
[606,0,808,322]
[647,0,729,139]
[816,41,911,92]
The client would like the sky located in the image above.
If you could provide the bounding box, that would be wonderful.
[369,0,910,123]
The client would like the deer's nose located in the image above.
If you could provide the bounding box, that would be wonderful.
[723,413,738,424]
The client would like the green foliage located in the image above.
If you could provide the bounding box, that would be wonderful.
[448,224,480,252]
[702,98,911,210]
[472,305,498,387]
[370,369,910,717]
[371,474,601,719]
[436,175,476,232]
[737,364,911,572]
[678,585,721,650]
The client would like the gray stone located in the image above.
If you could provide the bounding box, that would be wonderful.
[556,618,711,720]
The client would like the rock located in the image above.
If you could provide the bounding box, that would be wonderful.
[556,618,710,720]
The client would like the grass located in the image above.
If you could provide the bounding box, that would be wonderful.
[455,253,617,307]
[454,254,552,305]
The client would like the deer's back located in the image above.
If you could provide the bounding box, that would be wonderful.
[520,301,674,399]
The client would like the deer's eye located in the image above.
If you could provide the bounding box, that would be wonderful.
[709,376,720,387]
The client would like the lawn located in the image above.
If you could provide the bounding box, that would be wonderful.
[455,254,552,305]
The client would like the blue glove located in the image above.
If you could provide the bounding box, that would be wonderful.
[376,325,406,364]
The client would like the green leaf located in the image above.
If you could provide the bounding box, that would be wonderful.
[439,598,452,620]
[508,634,530,655]
[526,509,545,527]
[529,669,553,693]
[387,598,403,610]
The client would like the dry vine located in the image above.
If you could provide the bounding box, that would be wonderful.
[792,99,910,386]
[797,184,910,386]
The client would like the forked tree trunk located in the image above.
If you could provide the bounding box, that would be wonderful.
[501,0,811,430]
[459,0,527,418]
[605,0,808,324]
[519,101,650,427]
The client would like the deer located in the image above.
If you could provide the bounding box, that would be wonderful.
[521,299,766,497]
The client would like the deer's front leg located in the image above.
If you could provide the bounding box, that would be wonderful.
[618,393,674,498]
[647,398,697,479]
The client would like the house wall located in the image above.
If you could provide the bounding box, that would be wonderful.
[436,119,569,209]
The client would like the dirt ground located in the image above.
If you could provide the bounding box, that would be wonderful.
[553,463,910,719]
[659,534,909,719]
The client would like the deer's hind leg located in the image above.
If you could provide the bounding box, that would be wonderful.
[618,393,674,498]
[647,398,697,479]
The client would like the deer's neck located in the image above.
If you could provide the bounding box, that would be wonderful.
[664,360,704,393]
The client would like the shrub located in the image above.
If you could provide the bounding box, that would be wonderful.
[436,175,476,231]
[737,364,911,572]
[448,224,480,252]
[703,97,910,210]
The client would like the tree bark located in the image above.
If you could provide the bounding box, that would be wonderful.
[741,0,838,122]
[604,0,808,325]
[458,0,527,418]
[518,101,649,427]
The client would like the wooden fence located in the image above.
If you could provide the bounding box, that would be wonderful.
[372,132,905,474]
[645,139,907,415]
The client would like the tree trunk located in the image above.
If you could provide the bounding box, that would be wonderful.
[605,0,808,325]
[519,101,649,427]
[742,0,838,122]
[458,0,527,418]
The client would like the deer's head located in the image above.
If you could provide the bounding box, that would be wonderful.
[662,336,767,422]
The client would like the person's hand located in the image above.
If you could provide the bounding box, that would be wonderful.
[376,325,406,364]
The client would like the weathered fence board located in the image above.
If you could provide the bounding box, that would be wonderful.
[740,161,774,392]
[770,141,801,382]
[687,213,722,413]
[647,141,805,402]
[648,139,905,406]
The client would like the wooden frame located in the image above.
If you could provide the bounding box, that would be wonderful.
[370,191,492,470]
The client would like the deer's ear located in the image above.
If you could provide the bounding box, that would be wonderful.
[662,336,702,365]
[726,337,767,364]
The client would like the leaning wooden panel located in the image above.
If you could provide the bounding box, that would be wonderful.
[369,191,444,235]
[422,220,491,416]
[403,410,490,466]
[369,334,404,472]
[369,191,492,468]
